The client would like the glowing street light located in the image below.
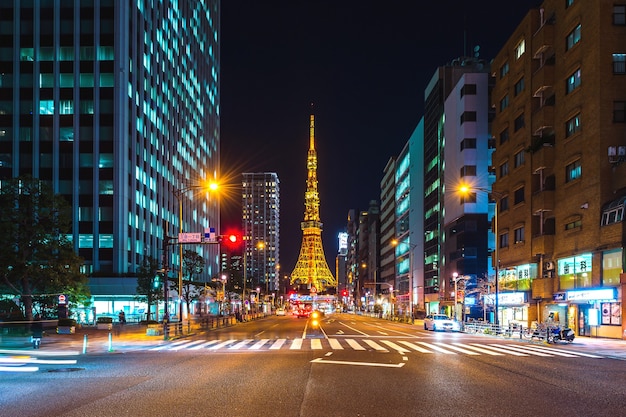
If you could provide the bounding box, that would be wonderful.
[173,180,219,334]
[457,182,502,326]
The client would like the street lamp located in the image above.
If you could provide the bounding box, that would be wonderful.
[458,183,501,326]
[391,239,417,323]
[173,180,218,334]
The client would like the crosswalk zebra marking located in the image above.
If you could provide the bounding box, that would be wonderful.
[363,340,388,352]
[381,340,411,354]
[148,338,604,359]
[452,343,504,356]
[433,342,480,355]
[189,340,219,350]
[249,339,270,350]
[416,342,457,354]
[398,341,433,353]
[230,339,254,350]
[328,338,343,350]
[209,339,236,350]
[270,339,287,350]
[346,339,366,351]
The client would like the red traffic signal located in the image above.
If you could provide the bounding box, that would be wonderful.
[228,234,238,243]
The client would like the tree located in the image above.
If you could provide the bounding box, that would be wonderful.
[178,250,205,317]
[0,176,90,320]
[135,256,163,321]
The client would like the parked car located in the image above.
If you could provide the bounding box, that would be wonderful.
[96,316,114,330]
[424,314,461,332]
[276,308,286,316]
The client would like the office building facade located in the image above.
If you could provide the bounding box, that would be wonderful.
[0,1,221,318]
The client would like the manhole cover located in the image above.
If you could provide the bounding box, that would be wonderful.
[47,367,85,372]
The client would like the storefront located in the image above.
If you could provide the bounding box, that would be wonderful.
[565,288,622,339]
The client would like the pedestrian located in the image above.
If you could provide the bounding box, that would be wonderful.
[118,310,126,324]
[31,314,43,349]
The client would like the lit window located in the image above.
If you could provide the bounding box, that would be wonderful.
[566,24,581,50]
[566,160,582,182]
[515,39,525,60]
[565,219,582,230]
[566,69,581,93]
[39,100,54,115]
[565,113,581,137]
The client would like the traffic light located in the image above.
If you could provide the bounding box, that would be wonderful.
[153,274,160,289]
[342,290,348,297]
[228,234,238,244]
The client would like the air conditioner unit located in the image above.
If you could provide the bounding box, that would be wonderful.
[544,261,555,271]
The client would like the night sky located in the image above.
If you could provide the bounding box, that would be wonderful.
[220,1,540,276]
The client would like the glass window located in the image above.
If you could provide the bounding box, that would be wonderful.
[515,39,525,60]
[613,54,626,74]
[79,100,94,114]
[0,101,12,115]
[60,127,74,141]
[500,95,509,111]
[461,192,477,204]
[514,150,525,168]
[500,61,509,78]
[566,69,581,93]
[460,165,477,177]
[460,111,477,124]
[99,153,114,168]
[566,0,574,8]
[514,113,525,131]
[566,24,581,50]
[460,84,477,97]
[39,100,54,115]
[40,73,54,88]
[20,48,34,61]
[514,226,525,244]
[60,73,74,88]
[460,138,476,150]
[100,73,114,87]
[500,128,509,144]
[566,160,582,182]
[514,78,524,96]
[614,101,626,122]
[59,47,74,61]
[499,196,509,212]
[514,187,525,205]
[499,232,509,249]
[565,113,581,137]
[614,5,626,25]
[79,74,94,88]
[98,46,114,60]
[500,161,509,178]
[60,100,73,114]
[99,180,114,195]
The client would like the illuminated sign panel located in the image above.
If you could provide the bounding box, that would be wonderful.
[484,292,526,305]
[338,232,348,256]
[567,288,616,301]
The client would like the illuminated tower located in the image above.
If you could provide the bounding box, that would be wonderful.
[290,114,337,292]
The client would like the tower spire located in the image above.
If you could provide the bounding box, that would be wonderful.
[290,112,336,292]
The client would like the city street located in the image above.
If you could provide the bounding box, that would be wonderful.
[2,314,625,417]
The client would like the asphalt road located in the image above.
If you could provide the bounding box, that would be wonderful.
[2,313,625,417]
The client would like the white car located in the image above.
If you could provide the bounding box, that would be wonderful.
[424,314,461,332]
[276,308,286,316]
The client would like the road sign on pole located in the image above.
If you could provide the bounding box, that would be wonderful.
[178,232,202,243]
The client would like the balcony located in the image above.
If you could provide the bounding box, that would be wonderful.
[532,189,555,214]
[531,233,555,257]
[532,22,554,59]
[532,64,554,97]
[531,105,555,136]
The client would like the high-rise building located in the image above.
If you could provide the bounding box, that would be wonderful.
[491,0,626,338]
[242,172,280,298]
[0,1,220,317]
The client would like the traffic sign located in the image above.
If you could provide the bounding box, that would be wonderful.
[178,232,202,243]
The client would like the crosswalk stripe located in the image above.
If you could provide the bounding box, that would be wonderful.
[452,343,504,356]
[189,340,219,350]
[398,341,434,353]
[488,344,552,357]
[269,339,286,350]
[290,338,303,350]
[170,340,204,351]
[510,344,600,358]
[209,339,236,350]
[151,339,190,351]
[381,340,411,353]
[230,339,254,350]
[363,340,388,351]
[346,339,366,350]
[416,342,457,354]
[472,343,528,356]
[249,339,270,350]
[433,342,479,355]
[311,339,323,350]
[328,338,343,350]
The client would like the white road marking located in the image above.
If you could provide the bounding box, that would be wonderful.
[311,358,405,368]
[345,339,366,351]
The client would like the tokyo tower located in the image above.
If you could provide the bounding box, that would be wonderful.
[290,113,337,292]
